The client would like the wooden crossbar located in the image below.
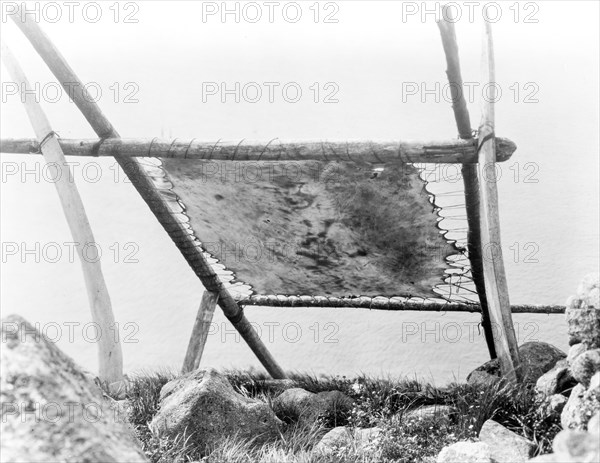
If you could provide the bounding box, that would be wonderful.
[239,295,565,314]
[0,137,517,164]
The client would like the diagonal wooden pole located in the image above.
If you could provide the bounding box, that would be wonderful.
[437,9,496,360]
[477,22,520,381]
[10,12,287,379]
[1,41,123,384]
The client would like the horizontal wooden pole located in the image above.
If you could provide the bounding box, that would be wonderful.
[0,136,516,164]
[239,295,565,314]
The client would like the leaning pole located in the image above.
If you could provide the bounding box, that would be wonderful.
[1,41,124,383]
[10,11,287,379]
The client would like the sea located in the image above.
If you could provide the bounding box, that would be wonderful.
[1,2,598,383]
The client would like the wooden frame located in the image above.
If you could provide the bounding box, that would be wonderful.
[3,9,537,381]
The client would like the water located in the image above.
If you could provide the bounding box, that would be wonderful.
[1,2,598,383]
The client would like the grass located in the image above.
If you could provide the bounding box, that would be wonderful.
[107,370,562,463]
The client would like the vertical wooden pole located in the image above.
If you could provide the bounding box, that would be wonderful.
[477,23,520,381]
[437,10,496,359]
[182,291,219,373]
[1,42,123,384]
[11,12,287,379]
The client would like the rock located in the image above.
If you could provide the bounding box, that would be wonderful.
[274,387,314,414]
[0,314,148,463]
[436,441,493,463]
[535,359,575,397]
[576,273,600,308]
[565,273,600,349]
[527,454,561,462]
[591,372,600,392]
[468,342,566,385]
[313,426,381,454]
[466,369,499,387]
[566,307,600,348]
[402,405,457,425]
[553,429,600,462]
[150,368,281,445]
[561,383,585,430]
[478,419,535,462]
[543,394,568,416]
[571,349,600,387]
[514,342,567,383]
[589,287,600,309]
[259,379,297,392]
[567,343,587,366]
[273,387,353,424]
[533,410,600,462]
[592,415,600,433]
[561,383,600,430]
[106,397,132,424]
[581,379,600,420]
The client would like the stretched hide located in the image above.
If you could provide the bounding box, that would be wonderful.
[159,159,456,299]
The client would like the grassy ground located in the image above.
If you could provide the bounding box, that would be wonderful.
[111,370,562,463]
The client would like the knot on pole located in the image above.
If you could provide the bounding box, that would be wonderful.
[90,136,108,157]
[37,130,59,153]
[476,132,496,156]
[227,305,245,325]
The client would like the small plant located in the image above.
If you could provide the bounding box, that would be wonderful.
[378,414,463,463]
[125,369,176,428]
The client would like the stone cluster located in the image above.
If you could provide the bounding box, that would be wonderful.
[438,273,600,463]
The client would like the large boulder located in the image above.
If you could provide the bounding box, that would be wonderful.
[467,342,566,385]
[0,315,148,463]
[478,419,535,462]
[150,368,281,446]
[437,441,493,463]
[273,387,353,424]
